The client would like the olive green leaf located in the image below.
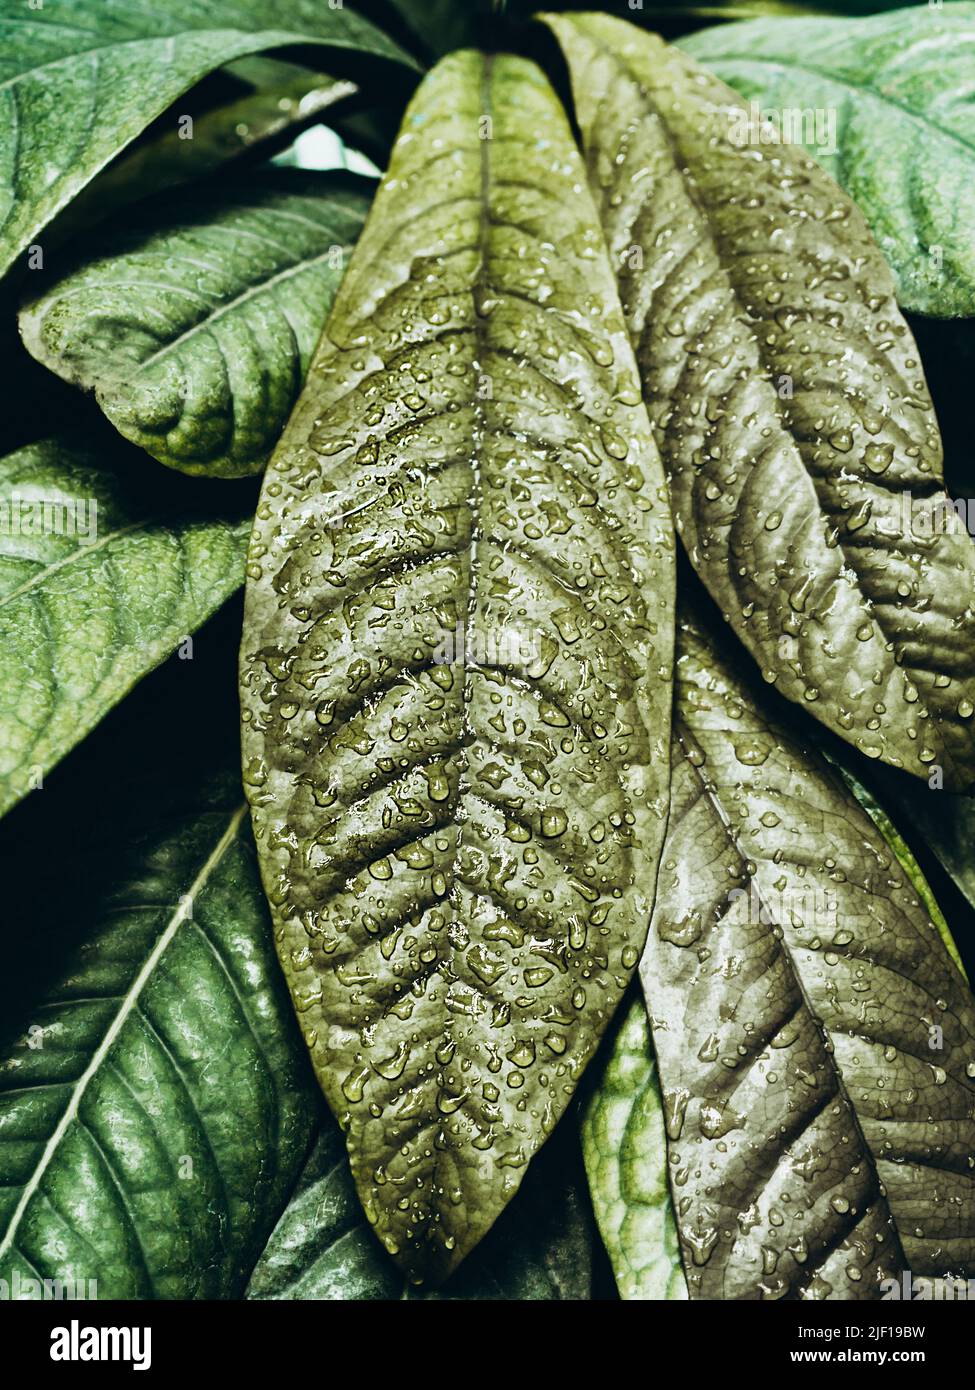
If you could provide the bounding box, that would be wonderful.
[639,601,975,1298]
[0,435,249,818]
[545,12,975,790]
[0,770,316,1299]
[21,172,372,478]
[247,1113,593,1300]
[0,0,414,279]
[581,994,686,1300]
[240,50,675,1284]
[682,4,975,317]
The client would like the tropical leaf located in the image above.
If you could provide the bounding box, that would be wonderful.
[0,641,317,1299]
[247,1113,593,1300]
[638,600,975,1297]
[545,12,975,789]
[21,172,372,478]
[60,64,359,235]
[0,0,414,279]
[0,434,249,817]
[240,50,675,1284]
[580,994,686,1300]
[682,4,975,317]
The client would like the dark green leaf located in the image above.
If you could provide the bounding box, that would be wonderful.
[0,434,249,817]
[639,601,975,1297]
[21,172,372,478]
[546,11,975,789]
[247,1114,593,1299]
[0,0,414,278]
[61,65,359,234]
[682,4,975,316]
[0,643,317,1298]
[240,50,675,1284]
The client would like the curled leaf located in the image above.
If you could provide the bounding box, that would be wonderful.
[240,50,675,1283]
[21,172,371,478]
[0,0,413,277]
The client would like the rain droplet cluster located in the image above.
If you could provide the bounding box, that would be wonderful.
[240,51,675,1283]
[556,13,975,787]
[642,606,975,1298]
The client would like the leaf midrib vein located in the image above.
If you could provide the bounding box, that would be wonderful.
[0,804,248,1266]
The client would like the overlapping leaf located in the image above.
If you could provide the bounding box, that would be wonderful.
[640,602,975,1297]
[21,172,372,478]
[0,0,413,278]
[60,64,358,235]
[0,647,317,1299]
[247,1114,593,1300]
[240,50,675,1283]
[546,12,975,789]
[0,435,249,817]
[682,3,975,316]
[580,995,686,1300]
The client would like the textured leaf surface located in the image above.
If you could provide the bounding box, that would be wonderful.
[682,4,975,316]
[0,435,249,817]
[581,995,686,1300]
[640,603,975,1298]
[835,761,967,980]
[240,51,675,1283]
[0,0,412,278]
[21,172,372,478]
[247,1114,593,1300]
[0,654,317,1299]
[547,12,975,789]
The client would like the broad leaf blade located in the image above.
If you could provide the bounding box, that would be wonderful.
[0,435,249,816]
[247,1114,593,1300]
[581,994,686,1300]
[0,632,317,1299]
[546,13,975,789]
[642,602,975,1297]
[240,50,675,1283]
[0,0,414,278]
[21,172,372,478]
[682,4,975,317]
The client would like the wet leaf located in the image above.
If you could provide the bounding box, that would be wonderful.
[682,4,975,317]
[21,172,372,478]
[0,0,413,279]
[240,50,675,1283]
[639,601,975,1297]
[0,434,250,818]
[0,724,316,1298]
[581,993,686,1300]
[247,1112,593,1300]
[546,12,975,789]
